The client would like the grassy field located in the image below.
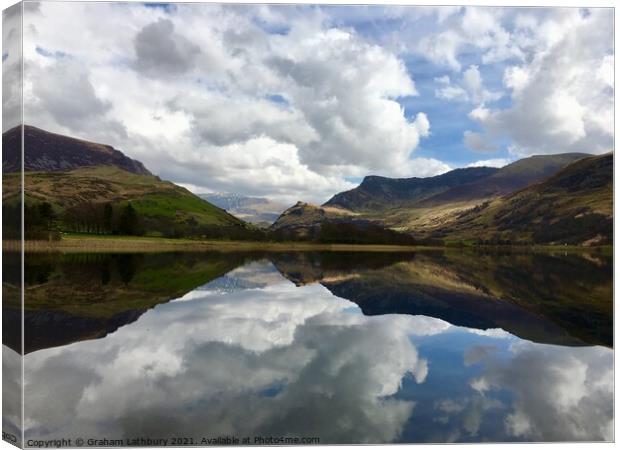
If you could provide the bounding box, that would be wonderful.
[4,233,610,254]
[6,233,437,253]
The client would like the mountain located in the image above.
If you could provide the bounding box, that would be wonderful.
[200,193,287,226]
[421,153,590,205]
[272,152,600,243]
[324,154,588,212]
[2,126,259,239]
[269,202,417,244]
[273,172,492,235]
[269,201,361,238]
[324,166,498,211]
[3,125,151,175]
[267,201,364,239]
[442,153,613,245]
[382,152,595,237]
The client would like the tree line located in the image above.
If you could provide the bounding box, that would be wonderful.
[62,202,145,235]
[9,201,146,239]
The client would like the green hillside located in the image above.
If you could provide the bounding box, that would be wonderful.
[3,166,260,239]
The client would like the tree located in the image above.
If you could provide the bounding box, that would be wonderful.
[118,203,144,236]
[103,203,114,233]
[38,202,55,229]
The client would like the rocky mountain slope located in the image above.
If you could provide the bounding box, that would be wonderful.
[3,125,151,175]
[420,153,590,205]
[324,166,498,211]
[442,153,613,244]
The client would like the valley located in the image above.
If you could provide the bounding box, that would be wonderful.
[3,125,613,248]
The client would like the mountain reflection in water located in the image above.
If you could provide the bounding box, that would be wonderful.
[3,249,613,443]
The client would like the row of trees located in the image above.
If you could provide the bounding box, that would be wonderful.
[62,202,145,236]
[8,201,146,238]
[2,202,61,240]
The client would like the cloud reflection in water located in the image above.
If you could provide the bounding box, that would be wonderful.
[21,261,612,443]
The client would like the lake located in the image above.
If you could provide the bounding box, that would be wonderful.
[3,249,613,444]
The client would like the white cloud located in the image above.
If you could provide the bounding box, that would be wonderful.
[468,105,490,122]
[435,78,468,101]
[418,29,463,71]
[465,158,511,168]
[470,341,613,441]
[435,65,501,104]
[404,157,451,177]
[24,262,431,443]
[417,7,523,71]
[21,2,433,204]
[2,4,23,131]
[596,54,613,88]
[15,4,614,200]
[462,9,614,157]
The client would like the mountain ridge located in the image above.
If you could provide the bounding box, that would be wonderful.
[420,152,591,206]
[441,152,613,244]
[324,166,499,211]
[3,125,151,175]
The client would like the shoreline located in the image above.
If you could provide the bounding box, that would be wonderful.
[4,236,438,253]
[2,235,611,254]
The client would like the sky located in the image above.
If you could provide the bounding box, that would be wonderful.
[2,2,615,204]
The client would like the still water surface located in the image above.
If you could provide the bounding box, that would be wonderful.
[3,250,614,443]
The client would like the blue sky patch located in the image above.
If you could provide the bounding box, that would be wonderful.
[35,46,68,59]
[143,3,176,14]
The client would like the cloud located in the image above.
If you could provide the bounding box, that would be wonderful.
[435,65,502,104]
[465,158,512,168]
[133,18,200,76]
[226,23,427,177]
[463,9,613,156]
[405,157,451,177]
[25,58,128,141]
[417,7,523,71]
[424,337,612,442]
[2,4,23,131]
[21,2,435,203]
[17,3,614,201]
[469,341,613,441]
[24,262,430,443]
[155,136,356,204]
